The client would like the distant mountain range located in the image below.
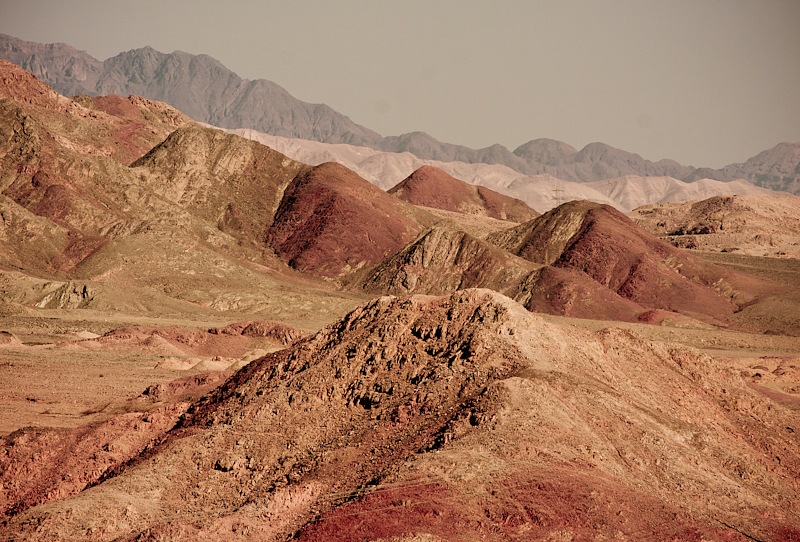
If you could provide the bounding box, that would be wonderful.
[1,33,798,194]
[223,128,774,213]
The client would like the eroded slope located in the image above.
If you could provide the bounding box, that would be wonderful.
[1,290,797,541]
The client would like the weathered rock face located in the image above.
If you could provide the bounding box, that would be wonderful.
[34,281,94,309]
[388,165,539,223]
[266,162,436,277]
[2,289,798,541]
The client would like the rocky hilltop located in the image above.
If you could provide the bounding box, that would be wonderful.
[2,289,798,540]
[3,33,799,192]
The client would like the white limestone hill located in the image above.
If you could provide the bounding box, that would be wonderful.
[226,128,781,213]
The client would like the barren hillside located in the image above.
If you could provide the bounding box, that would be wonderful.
[631,193,800,259]
[2,290,798,541]
[0,54,799,542]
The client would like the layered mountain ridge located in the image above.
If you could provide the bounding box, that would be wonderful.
[2,33,798,193]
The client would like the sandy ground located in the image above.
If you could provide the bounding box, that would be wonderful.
[0,309,322,436]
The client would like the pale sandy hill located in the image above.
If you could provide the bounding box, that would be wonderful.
[227,127,524,190]
[589,175,772,211]
[631,193,800,258]
[229,128,790,214]
[503,174,618,211]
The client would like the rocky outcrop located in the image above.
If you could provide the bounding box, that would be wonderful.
[34,281,94,309]
[2,290,798,540]
[630,193,800,258]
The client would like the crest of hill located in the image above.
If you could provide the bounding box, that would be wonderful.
[2,289,797,540]
[131,125,305,247]
[388,165,539,222]
[488,200,758,326]
[359,224,541,300]
[545,142,694,182]
[266,162,437,277]
[0,58,76,112]
[513,137,578,164]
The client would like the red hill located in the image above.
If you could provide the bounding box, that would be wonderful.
[266,162,436,277]
[388,165,538,223]
[523,265,645,322]
[490,200,755,325]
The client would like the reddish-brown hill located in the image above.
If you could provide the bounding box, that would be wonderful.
[523,265,645,322]
[489,200,763,326]
[0,58,75,112]
[389,165,539,223]
[266,162,436,277]
[2,290,797,540]
[0,60,193,276]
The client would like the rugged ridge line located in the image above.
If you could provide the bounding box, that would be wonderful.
[3,33,798,192]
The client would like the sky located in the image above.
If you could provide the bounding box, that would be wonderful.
[2,0,799,168]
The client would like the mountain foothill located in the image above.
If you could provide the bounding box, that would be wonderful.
[0,37,800,542]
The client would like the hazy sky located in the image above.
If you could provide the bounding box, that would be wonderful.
[2,0,799,167]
